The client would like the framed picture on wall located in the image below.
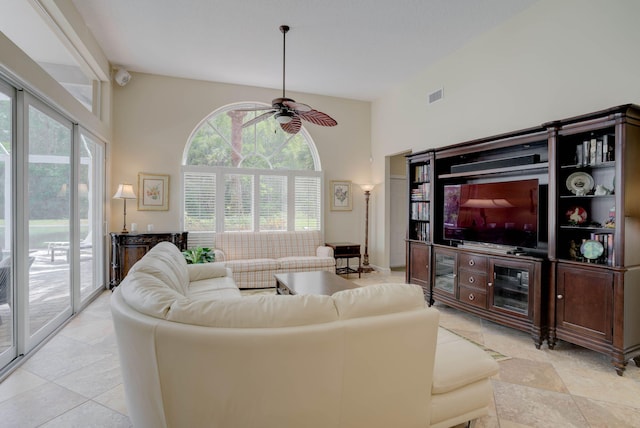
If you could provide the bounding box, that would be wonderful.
[138,173,169,211]
[330,180,352,211]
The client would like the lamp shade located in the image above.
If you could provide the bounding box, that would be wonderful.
[113,184,137,199]
[360,183,375,192]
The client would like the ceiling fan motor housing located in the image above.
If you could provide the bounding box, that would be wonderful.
[275,110,294,124]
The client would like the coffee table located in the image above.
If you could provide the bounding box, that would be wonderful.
[275,271,359,296]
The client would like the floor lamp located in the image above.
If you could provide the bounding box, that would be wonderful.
[360,184,375,273]
[113,184,137,233]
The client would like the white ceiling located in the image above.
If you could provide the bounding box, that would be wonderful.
[7,0,538,102]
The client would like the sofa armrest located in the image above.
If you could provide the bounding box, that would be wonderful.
[317,246,334,258]
[187,262,230,282]
[213,248,226,262]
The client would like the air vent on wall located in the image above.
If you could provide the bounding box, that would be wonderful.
[428,88,444,104]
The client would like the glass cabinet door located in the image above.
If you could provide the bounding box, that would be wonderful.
[491,262,531,316]
[433,249,456,295]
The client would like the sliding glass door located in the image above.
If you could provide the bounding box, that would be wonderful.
[0,82,15,369]
[25,95,73,346]
[78,130,105,303]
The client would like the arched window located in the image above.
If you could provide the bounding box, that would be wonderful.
[182,102,323,244]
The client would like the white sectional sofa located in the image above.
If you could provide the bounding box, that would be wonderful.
[212,230,336,288]
[111,242,499,428]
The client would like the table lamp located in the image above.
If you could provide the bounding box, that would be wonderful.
[113,184,137,233]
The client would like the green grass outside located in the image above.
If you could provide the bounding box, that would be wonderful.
[0,219,90,250]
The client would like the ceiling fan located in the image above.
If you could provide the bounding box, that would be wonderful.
[238,25,338,134]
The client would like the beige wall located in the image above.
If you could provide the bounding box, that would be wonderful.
[371,0,640,268]
[111,73,372,244]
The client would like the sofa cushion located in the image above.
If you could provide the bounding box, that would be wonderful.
[187,262,229,282]
[187,277,242,300]
[278,256,335,271]
[166,294,338,328]
[432,338,500,394]
[270,231,323,258]
[332,283,426,320]
[128,242,189,296]
[119,271,185,319]
[225,258,279,273]
[215,232,271,260]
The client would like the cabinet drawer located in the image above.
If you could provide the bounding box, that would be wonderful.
[459,253,487,271]
[459,286,487,309]
[458,269,487,289]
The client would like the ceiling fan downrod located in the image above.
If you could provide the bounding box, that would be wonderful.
[280,25,289,99]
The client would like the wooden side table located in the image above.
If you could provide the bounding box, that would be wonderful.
[110,232,188,288]
[325,242,361,278]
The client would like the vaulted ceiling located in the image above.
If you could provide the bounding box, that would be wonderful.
[4,0,538,101]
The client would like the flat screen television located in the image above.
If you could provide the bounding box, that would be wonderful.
[443,179,543,249]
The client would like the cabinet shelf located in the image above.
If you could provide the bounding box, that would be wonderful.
[561,161,615,169]
[559,194,614,199]
[438,162,548,179]
[559,225,614,233]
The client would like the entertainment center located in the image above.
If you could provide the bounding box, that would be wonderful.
[406,104,640,375]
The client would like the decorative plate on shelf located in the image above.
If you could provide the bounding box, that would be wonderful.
[565,206,587,224]
[580,239,604,260]
[566,172,594,195]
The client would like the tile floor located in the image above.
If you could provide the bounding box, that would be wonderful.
[0,270,638,427]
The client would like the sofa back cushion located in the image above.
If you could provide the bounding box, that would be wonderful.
[270,231,323,258]
[215,232,271,261]
[119,270,185,319]
[128,242,189,295]
[215,231,324,261]
[166,294,339,328]
[332,283,426,320]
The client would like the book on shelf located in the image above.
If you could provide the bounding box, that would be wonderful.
[410,183,430,201]
[414,222,430,242]
[580,135,615,166]
[411,202,430,220]
[414,164,430,183]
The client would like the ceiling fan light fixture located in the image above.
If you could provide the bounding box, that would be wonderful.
[275,111,293,124]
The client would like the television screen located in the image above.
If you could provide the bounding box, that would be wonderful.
[443,179,540,248]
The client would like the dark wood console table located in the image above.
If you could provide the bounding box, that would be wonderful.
[325,242,361,278]
[110,232,188,288]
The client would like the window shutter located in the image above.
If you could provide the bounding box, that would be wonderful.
[295,176,321,231]
[184,172,216,232]
[260,175,287,231]
[224,174,253,231]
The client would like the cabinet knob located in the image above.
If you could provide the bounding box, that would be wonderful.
[488,282,493,287]
[468,259,475,266]
[468,293,475,301]
[452,274,457,278]
[557,294,563,300]
[468,276,475,284]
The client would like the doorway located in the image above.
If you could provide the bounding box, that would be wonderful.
[389,153,408,269]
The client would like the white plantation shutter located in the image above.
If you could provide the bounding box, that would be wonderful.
[184,172,216,232]
[224,174,253,231]
[260,175,287,231]
[295,176,321,231]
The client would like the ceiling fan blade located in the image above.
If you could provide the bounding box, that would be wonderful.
[234,106,275,112]
[280,116,302,134]
[242,110,275,127]
[281,99,312,112]
[297,110,338,127]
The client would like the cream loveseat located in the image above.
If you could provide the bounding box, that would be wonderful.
[111,242,499,428]
[212,231,336,288]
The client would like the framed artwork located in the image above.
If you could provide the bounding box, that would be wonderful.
[138,173,169,211]
[330,180,352,211]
